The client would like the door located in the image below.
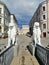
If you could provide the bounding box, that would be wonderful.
[43,32,46,38]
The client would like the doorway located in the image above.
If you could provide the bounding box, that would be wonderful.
[43,32,46,38]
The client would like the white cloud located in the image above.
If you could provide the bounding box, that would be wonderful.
[0,0,45,27]
[1,0,45,16]
[1,0,35,15]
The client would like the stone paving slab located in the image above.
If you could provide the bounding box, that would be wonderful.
[10,35,39,65]
[10,56,39,65]
[10,49,39,65]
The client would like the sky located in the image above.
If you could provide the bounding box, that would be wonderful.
[0,0,45,28]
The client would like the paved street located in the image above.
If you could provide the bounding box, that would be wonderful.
[10,35,39,65]
[32,35,49,47]
[0,35,49,65]
[17,35,31,50]
[0,38,8,50]
[41,38,49,47]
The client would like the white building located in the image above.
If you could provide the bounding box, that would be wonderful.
[0,1,10,37]
[18,25,29,35]
[22,25,29,35]
[18,28,23,35]
[10,14,18,30]
[0,1,18,38]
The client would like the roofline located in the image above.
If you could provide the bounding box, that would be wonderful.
[0,1,10,14]
[29,0,47,24]
[0,1,18,25]
[39,1,47,6]
[11,14,18,24]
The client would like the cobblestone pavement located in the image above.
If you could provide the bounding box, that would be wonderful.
[41,38,49,47]
[32,36,49,47]
[10,35,39,65]
[0,38,8,49]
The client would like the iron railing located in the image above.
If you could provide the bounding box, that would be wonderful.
[0,45,14,65]
[35,44,49,65]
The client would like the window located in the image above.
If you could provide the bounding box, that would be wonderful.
[0,8,2,14]
[0,18,1,24]
[43,24,46,29]
[0,26,1,32]
[43,15,46,19]
[43,6,45,11]
[48,32,49,34]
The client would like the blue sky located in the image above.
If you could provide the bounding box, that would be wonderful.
[1,0,45,28]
